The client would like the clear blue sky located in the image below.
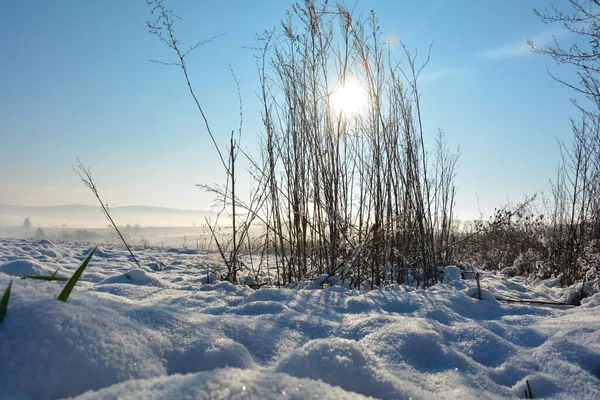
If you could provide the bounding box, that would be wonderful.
[0,0,582,219]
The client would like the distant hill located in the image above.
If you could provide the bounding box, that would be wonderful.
[0,204,221,228]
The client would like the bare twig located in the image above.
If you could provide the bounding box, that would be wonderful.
[146,0,227,170]
[73,158,141,269]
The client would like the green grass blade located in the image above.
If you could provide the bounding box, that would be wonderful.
[57,247,97,303]
[0,280,13,323]
[21,271,69,282]
[22,276,69,281]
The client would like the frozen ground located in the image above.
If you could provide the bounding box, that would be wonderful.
[0,238,599,399]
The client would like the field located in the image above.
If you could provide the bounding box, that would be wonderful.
[1,238,599,399]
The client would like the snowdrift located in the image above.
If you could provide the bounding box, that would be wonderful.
[0,239,599,399]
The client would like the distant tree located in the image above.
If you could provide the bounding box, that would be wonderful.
[23,217,31,229]
[33,227,45,240]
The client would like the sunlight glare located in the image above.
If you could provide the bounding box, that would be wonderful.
[330,80,368,118]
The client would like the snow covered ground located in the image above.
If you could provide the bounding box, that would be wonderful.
[0,238,599,399]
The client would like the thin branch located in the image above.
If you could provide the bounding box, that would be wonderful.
[73,158,141,269]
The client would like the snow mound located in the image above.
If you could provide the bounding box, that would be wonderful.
[511,374,559,399]
[98,269,173,288]
[167,338,255,374]
[241,287,297,304]
[447,324,516,368]
[72,368,372,400]
[231,300,289,315]
[581,292,600,307]
[362,319,469,373]
[466,286,501,304]
[0,281,166,399]
[0,258,58,277]
[531,333,600,382]
[443,265,463,283]
[38,247,61,258]
[443,266,468,290]
[275,338,422,399]
[92,246,128,259]
[198,270,220,284]
[200,280,252,296]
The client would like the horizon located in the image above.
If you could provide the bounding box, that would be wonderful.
[0,0,585,220]
[0,203,221,229]
[0,203,536,230]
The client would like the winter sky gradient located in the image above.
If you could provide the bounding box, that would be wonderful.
[0,0,583,218]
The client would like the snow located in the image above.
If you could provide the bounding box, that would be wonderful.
[0,238,599,399]
[97,269,174,288]
[74,369,373,400]
[443,265,463,283]
[0,259,60,277]
[275,337,426,399]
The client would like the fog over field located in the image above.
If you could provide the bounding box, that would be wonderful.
[0,204,219,229]
[0,204,238,248]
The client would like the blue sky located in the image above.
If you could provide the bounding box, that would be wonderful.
[0,0,583,219]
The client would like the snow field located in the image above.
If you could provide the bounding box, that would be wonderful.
[0,238,599,399]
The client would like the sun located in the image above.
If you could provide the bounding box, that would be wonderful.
[330,80,368,118]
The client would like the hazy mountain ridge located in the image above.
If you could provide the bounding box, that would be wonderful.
[0,204,219,228]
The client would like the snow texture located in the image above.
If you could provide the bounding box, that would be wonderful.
[0,239,599,399]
